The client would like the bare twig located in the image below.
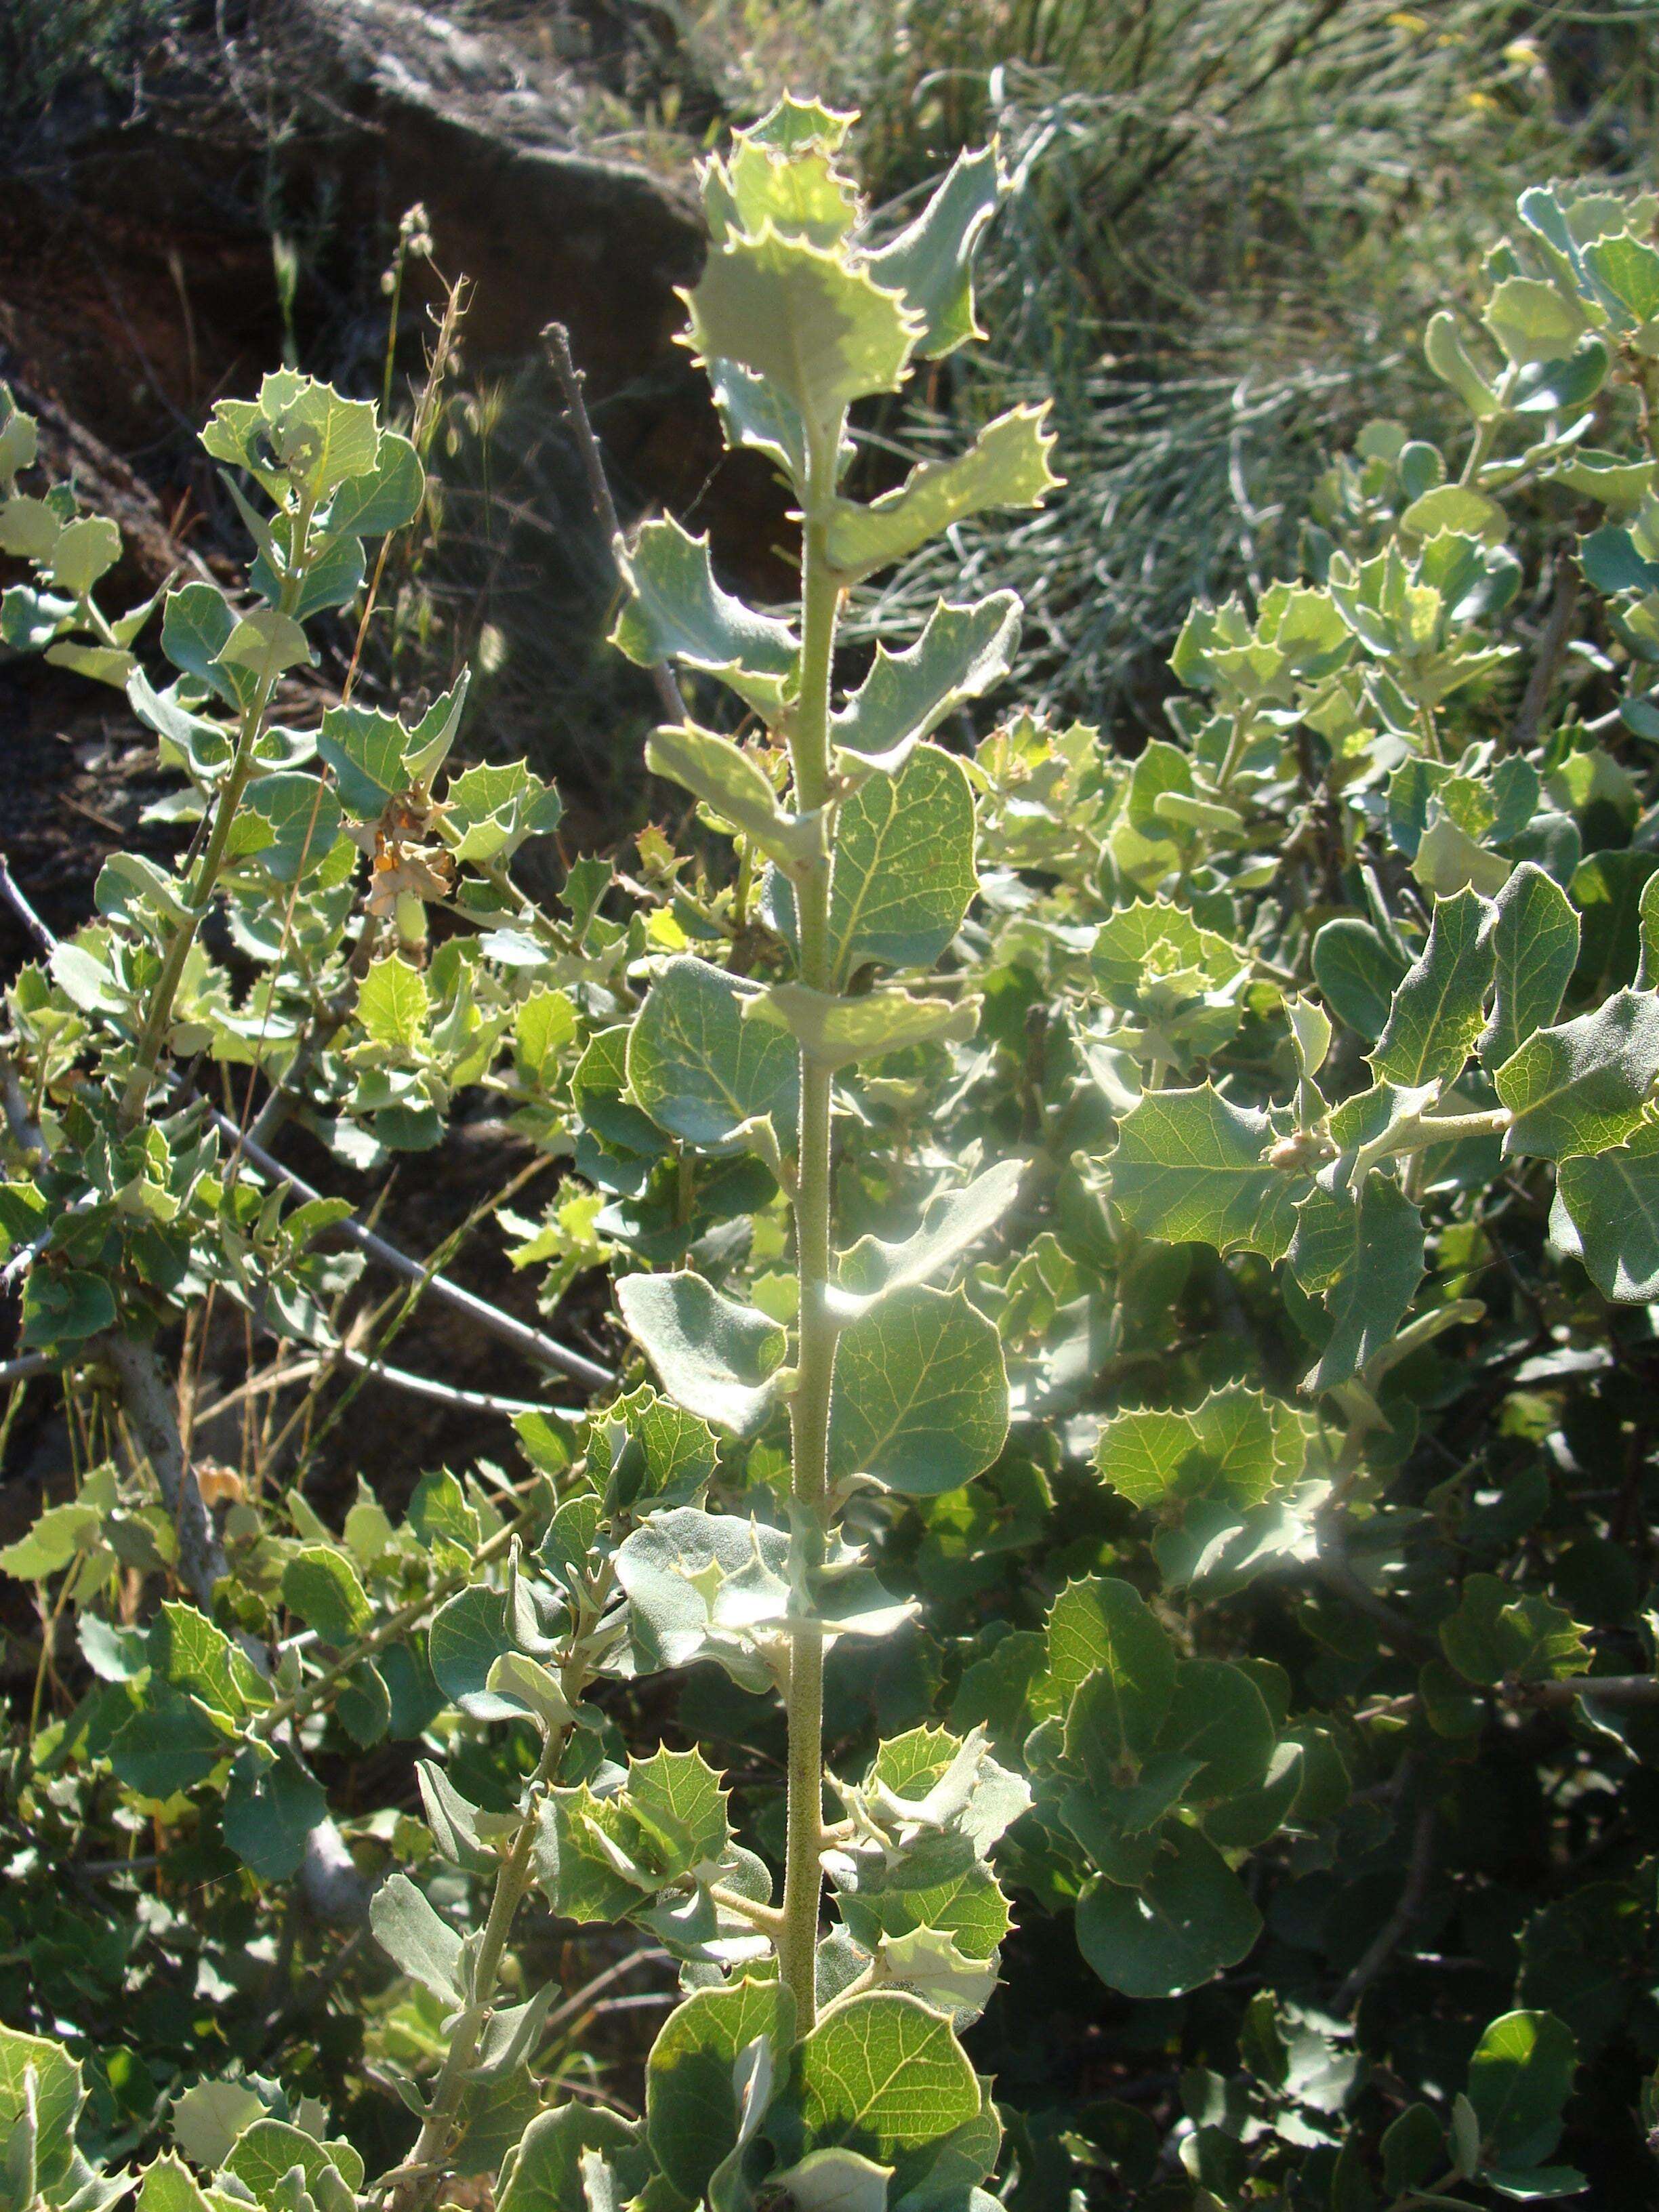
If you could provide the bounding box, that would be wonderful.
[1334,1795,1435,2013]
[94,1329,227,1605]
[542,322,689,728]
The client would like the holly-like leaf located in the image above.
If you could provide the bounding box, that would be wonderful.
[824,406,1060,580]
[1440,1574,1590,1687]
[628,956,800,1152]
[614,518,800,715]
[1497,989,1659,1160]
[1555,1121,1659,1300]
[1105,1085,1309,1259]
[282,1545,371,1645]
[825,743,977,980]
[864,144,1004,359]
[1481,862,1580,1071]
[1095,1387,1309,1511]
[613,1506,792,1681]
[832,594,1021,773]
[1372,888,1494,1086]
[0,2027,83,2190]
[1076,1824,1261,1999]
[684,228,920,441]
[1054,1579,1176,1769]
[827,1286,1008,1497]
[616,1271,787,1433]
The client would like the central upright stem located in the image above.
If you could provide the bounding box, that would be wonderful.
[777,422,844,2030]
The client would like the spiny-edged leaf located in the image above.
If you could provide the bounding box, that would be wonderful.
[626,1744,733,1872]
[684,226,919,439]
[1440,1574,1590,1688]
[222,1746,327,1881]
[628,956,799,1151]
[356,954,430,1051]
[647,1978,792,2200]
[139,2152,237,2212]
[1497,989,1659,1160]
[1555,1120,1659,1300]
[614,518,799,714]
[1467,2011,1578,2169]
[1090,900,1247,1002]
[825,405,1060,580]
[1075,1824,1261,1999]
[234,772,342,883]
[1312,919,1409,1046]
[704,137,861,251]
[1044,1577,1174,1746]
[153,1600,269,1720]
[616,1270,787,1433]
[443,758,563,863]
[827,1285,1008,1497]
[1371,888,1494,1086]
[832,594,1021,772]
[0,2026,83,2188]
[370,1870,466,2002]
[316,701,412,818]
[497,2104,643,2212]
[217,608,311,684]
[835,1858,1012,1967]
[281,1544,371,1645]
[756,982,979,1067]
[1288,1170,1425,1392]
[644,724,819,868]
[1481,861,1580,1071]
[1105,1084,1309,1259]
[830,1158,1023,1319]
[1095,1387,1309,1511]
[865,145,1002,361]
[786,1992,980,2161]
[826,742,977,980]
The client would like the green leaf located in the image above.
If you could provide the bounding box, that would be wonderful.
[443,759,563,863]
[356,955,430,1052]
[1075,1824,1261,1999]
[826,743,977,981]
[1148,1659,1276,1807]
[612,1506,792,1681]
[234,773,342,883]
[370,1870,466,2003]
[281,1545,371,1645]
[1555,1121,1659,1300]
[0,2027,82,2190]
[1106,1084,1308,1259]
[644,724,819,869]
[497,2105,642,2212]
[1371,888,1494,1086]
[1467,2011,1578,2169]
[319,428,424,537]
[1484,278,1589,367]
[646,1980,791,2200]
[222,1746,327,1881]
[830,1159,1023,1318]
[865,144,1003,358]
[771,2150,893,2212]
[316,702,411,817]
[46,514,121,596]
[428,1584,512,1714]
[1425,310,1502,419]
[1095,1387,1307,1511]
[222,2120,354,2212]
[828,1286,1009,1497]
[1481,863,1580,1071]
[614,518,800,715]
[1497,990,1659,1160]
[684,228,919,441]
[617,1271,787,1433]
[756,983,979,1067]
[1288,1171,1425,1391]
[628,956,799,1152]
[106,1685,228,1800]
[1053,1580,1176,1765]
[789,1992,980,2160]
[1440,1575,1590,1687]
[833,593,1020,779]
[217,608,310,684]
[824,405,1060,580]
